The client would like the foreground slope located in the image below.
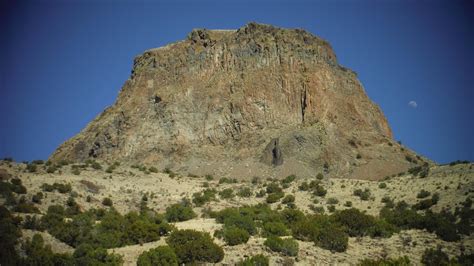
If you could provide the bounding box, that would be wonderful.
[1,160,472,265]
[51,23,421,180]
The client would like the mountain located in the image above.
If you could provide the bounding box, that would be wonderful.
[50,22,424,180]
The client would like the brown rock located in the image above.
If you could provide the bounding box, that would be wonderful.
[50,23,424,180]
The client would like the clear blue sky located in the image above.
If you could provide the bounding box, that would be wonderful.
[1,0,472,164]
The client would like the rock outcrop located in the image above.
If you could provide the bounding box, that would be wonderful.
[51,23,424,180]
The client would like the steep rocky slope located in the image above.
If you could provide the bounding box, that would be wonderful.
[50,22,423,180]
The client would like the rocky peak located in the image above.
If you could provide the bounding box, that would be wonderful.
[51,23,423,180]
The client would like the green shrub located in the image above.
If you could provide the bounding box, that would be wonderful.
[282,175,296,184]
[10,179,27,194]
[32,192,43,204]
[137,245,178,266]
[327,198,339,205]
[421,246,450,266]
[222,226,250,245]
[282,194,295,204]
[90,161,102,170]
[0,206,22,265]
[378,182,387,189]
[21,234,75,265]
[291,214,348,252]
[315,223,348,252]
[46,165,57,173]
[263,236,298,256]
[213,208,257,235]
[256,189,266,198]
[354,188,371,200]
[165,203,196,222]
[41,183,54,192]
[263,221,288,236]
[148,166,158,173]
[417,189,431,199]
[298,181,309,191]
[53,183,72,193]
[14,202,40,213]
[166,229,224,264]
[313,184,327,197]
[238,254,269,266]
[280,208,305,225]
[238,187,253,198]
[205,175,214,181]
[192,189,217,207]
[327,205,336,213]
[344,201,353,207]
[266,192,284,204]
[219,188,235,199]
[102,197,113,207]
[333,208,377,237]
[26,164,37,173]
[72,168,81,175]
[316,173,324,180]
[73,243,123,265]
[23,215,45,231]
[219,177,237,184]
[266,183,282,194]
[413,193,439,210]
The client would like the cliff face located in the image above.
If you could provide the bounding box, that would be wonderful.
[51,23,422,180]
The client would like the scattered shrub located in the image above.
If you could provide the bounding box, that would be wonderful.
[378,182,387,189]
[90,161,102,170]
[166,229,224,264]
[327,205,336,213]
[41,183,54,192]
[9,179,27,194]
[256,189,266,198]
[137,245,178,266]
[282,194,295,204]
[316,173,324,180]
[148,167,158,173]
[165,203,196,222]
[23,215,45,231]
[264,236,299,257]
[313,184,327,197]
[192,189,217,207]
[237,187,252,198]
[421,246,450,266]
[219,177,237,184]
[413,193,439,210]
[219,188,235,199]
[72,168,81,175]
[102,197,113,207]
[26,164,37,173]
[417,189,431,199]
[263,221,288,236]
[266,183,282,194]
[222,226,250,246]
[354,188,371,200]
[292,214,348,252]
[266,192,284,204]
[344,201,353,207]
[327,198,339,205]
[282,175,296,184]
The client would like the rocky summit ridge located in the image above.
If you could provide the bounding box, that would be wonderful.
[50,22,424,180]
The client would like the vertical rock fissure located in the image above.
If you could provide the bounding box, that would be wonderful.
[301,87,308,123]
[271,139,283,166]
